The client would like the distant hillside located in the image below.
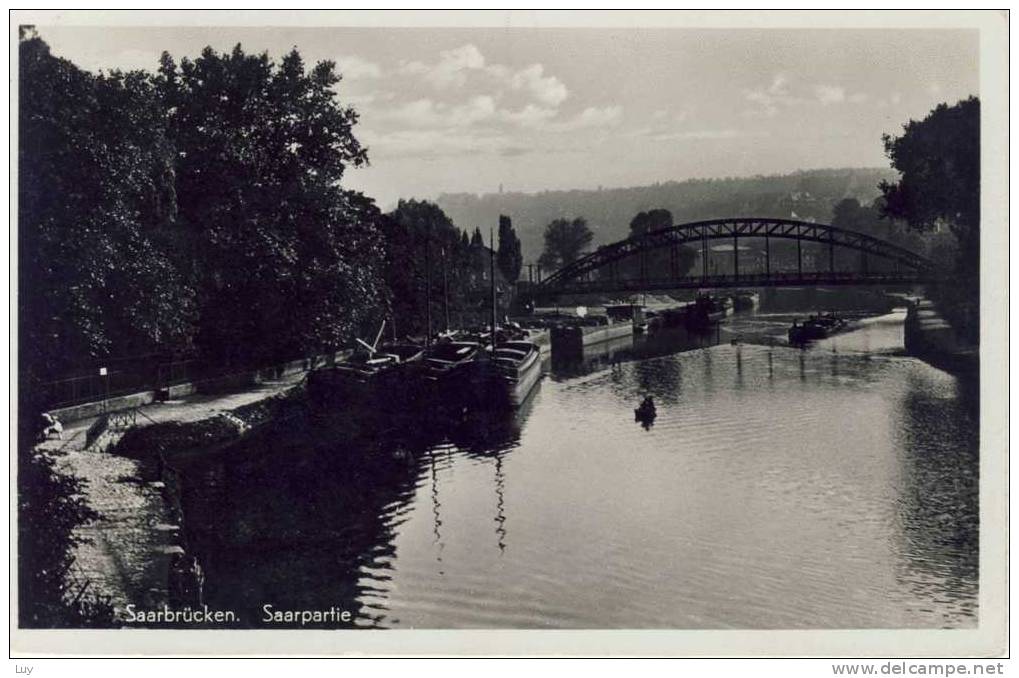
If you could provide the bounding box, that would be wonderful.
[435,168,898,263]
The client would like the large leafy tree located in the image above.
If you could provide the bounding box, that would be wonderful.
[18,30,195,382]
[156,45,386,365]
[19,28,187,628]
[620,208,695,281]
[538,217,593,271]
[496,215,523,283]
[628,208,674,237]
[383,200,489,336]
[880,97,980,339]
[880,97,979,276]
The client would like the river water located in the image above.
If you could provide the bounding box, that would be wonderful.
[174,307,979,629]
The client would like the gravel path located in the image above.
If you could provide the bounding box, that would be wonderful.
[35,374,305,620]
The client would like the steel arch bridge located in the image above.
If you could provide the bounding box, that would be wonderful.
[531,217,939,299]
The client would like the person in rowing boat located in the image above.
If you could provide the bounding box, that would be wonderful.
[635,396,656,419]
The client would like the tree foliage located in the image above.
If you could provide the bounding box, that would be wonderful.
[156,45,387,365]
[538,217,593,271]
[879,97,980,340]
[496,215,523,283]
[19,33,196,381]
[618,208,696,281]
[382,200,492,336]
[629,208,674,237]
[20,35,389,376]
[880,97,980,276]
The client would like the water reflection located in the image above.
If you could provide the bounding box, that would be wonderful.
[172,310,978,629]
[892,369,979,624]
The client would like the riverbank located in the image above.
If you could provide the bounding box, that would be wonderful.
[34,372,306,623]
[904,298,979,374]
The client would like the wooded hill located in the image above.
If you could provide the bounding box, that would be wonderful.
[436,168,899,263]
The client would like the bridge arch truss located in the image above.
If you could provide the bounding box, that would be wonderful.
[534,217,937,298]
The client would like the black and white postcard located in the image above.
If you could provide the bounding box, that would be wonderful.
[10,9,1008,659]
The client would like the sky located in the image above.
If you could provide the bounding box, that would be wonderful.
[34,24,979,209]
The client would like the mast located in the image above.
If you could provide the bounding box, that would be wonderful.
[490,226,497,348]
[424,223,432,347]
[441,246,450,332]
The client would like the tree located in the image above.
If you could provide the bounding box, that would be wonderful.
[880,96,980,339]
[538,217,593,271]
[470,227,484,248]
[619,208,694,281]
[497,215,523,283]
[880,97,979,276]
[629,208,673,238]
[156,45,385,365]
[383,200,491,336]
[18,32,195,383]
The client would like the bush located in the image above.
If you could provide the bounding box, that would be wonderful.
[18,444,115,627]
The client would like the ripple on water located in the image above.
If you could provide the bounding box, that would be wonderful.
[178,312,978,629]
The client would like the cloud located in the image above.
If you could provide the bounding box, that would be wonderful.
[336,55,382,80]
[396,44,570,115]
[383,95,497,128]
[344,92,377,106]
[400,43,486,89]
[362,44,621,158]
[510,63,569,106]
[361,127,521,159]
[649,129,744,141]
[815,85,846,105]
[744,73,795,116]
[500,104,559,127]
[747,76,868,115]
[561,105,623,129]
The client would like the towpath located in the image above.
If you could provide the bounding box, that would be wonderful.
[32,373,305,619]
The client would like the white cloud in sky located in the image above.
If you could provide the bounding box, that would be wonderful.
[815,85,846,105]
[367,43,607,145]
[383,95,500,129]
[500,104,559,127]
[336,55,382,80]
[562,105,623,130]
[747,75,870,115]
[399,43,486,89]
[745,73,795,116]
[510,63,569,107]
